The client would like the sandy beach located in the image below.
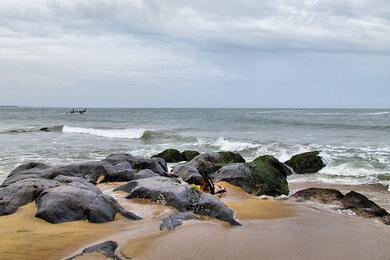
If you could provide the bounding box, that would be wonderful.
[1,180,389,260]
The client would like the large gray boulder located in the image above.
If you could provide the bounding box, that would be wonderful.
[0,177,60,216]
[104,153,168,175]
[172,152,245,185]
[115,176,240,225]
[35,176,141,223]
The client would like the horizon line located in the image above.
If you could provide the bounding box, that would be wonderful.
[1,106,390,110]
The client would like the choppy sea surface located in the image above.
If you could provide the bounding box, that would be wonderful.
[0,108,389,186]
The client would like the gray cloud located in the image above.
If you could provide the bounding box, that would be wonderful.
[0,0,389,107]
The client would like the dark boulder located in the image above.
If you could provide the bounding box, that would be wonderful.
[66,240,121,260]
[171,164,203,185]
[115,176,240,225]
[290,188,344,204]
[0,178,60,216]
[172,152,245,185]
[341,191,389,218]
[212,155,289,196]
[3,161,108,185]
[104,154,167,175]
[160,212,199,231]
[181,150,200,161]
[285,151,325,174]
[35,176,141,223]
[152,149,184,163]
[381,215,390,225]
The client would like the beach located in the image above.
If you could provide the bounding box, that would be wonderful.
[1,180,389,260]
[0,108,390,259]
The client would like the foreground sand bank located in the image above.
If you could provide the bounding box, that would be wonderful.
[1,181,389,260]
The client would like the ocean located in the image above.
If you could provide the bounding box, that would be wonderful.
[0,107,389,186]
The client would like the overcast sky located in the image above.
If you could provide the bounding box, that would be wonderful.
[0,0,389,108]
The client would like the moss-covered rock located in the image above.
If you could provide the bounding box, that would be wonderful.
[181,150,200,161]
[213,155,289,196]
[253,155,292,177]
[152,149,184,163]
[217,151,245,165]
[285,151,325,174]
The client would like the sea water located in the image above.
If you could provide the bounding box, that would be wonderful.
[0,107,389,186]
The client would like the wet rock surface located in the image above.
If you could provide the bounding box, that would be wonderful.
[160,212,200,231]
[115,176,240,225]
[285,151,325,174]
[290,188,344,204]
[152,149,185,163]
[212,155,290,196]
[291,188,390,225]
[0,153,170,223]
[67,240,121,260]
[172,152,245,185]
[35,176,141,223]
[181,150,200,161]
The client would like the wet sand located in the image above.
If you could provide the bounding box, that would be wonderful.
[128,206,390,260]
[1,181,389,260]
[0,203,132,260]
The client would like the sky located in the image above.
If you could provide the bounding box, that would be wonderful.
[0,0,389,108]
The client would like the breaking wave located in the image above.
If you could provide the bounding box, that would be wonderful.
[212,137,259,152]
[63,126,145,139]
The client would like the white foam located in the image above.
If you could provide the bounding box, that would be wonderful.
[213,137,258,151]
[63,125,145,139]
[360,111,390,115]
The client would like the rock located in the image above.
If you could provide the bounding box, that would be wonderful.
[104,154,167,175]
[4,161,108,185]
[35,176,142,223]
[39,125,64,132]
[160,212,199,231]
[253,155,292,177]
[0,178,60,216]
[212,155,289,196]
[285,151,325,174]
[171,164,203,185]
[217,151,246,165]
[152,149,184,163]
[381,215,390,225]
[67,240,121,260]
[341,191,389,218]
[115,176,240,225]
[181,150,200,161]
[172,152,245,185]
[290,188,344,204]
[101,164,159,183]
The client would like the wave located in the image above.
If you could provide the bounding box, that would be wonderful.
[359,111,390,115]
[63,126,145,139]
[0,127,36,134]
[212,137,259,152]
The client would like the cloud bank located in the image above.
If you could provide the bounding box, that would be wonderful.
[1,0,389,107]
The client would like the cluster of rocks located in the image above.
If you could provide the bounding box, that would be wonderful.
[0,153,240,225]
[291,188,390,225]
[0,148,327,225]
